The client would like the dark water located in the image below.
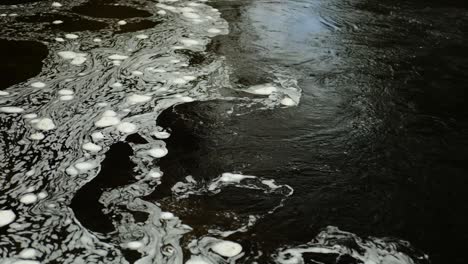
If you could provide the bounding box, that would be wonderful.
[0,0,467,263]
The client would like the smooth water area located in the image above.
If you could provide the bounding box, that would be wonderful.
[0,0,467,263]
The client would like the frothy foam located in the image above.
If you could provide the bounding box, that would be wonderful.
[0,210,16,227]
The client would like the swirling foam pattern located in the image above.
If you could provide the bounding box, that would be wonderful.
[0,0,426,263]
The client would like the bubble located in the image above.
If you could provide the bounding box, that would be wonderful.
[65,34,79,39]
[147,147,168,158]
[91,132,105,141]
[31,82,46,88]
[30,133,45,141]
[127,94,152,104]
[108,54,129,60]
[116,122,137,134]
[211,241,243,258]
[82,142,102,152]
[34,118,56,131]
[280,97,296,106]
[19,248,38,259]
[20,193,38,204]
[0,107,24,113]
[0,210,16,227]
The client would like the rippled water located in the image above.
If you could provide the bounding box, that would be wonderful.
[0,0,467,263]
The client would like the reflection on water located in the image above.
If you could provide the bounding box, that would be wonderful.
[0,0,467,263]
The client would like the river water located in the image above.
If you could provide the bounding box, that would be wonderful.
[0,0,467,263]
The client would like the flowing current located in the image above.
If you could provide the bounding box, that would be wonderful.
[0,0,429,263]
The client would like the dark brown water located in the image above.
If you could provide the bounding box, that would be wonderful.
[0,0,467,263]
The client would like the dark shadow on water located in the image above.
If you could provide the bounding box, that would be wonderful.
[72,2,152,19]
[19,13,107,32]
[71,142,136,234]
[0,39,48,90]
[0,0,42,5]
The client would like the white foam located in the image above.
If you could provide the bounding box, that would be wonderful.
[188,2,202,7]
[51,2,62,7]
[97,102,108,107]
[207,28,221,34]
[211,241,243,257]
[180,7,196,12]
[58,51,87,65]
[157,10,167,15]
[19,248,38,259]
[117,122,137,134]
[118,20,127,25]
[183,75,197,81]
[65,166,78,176]
[0,91,9,96]
[208,173,256,191]
[0,107,24,113]
[280,97,296,106]
[31,82,46,88]
[132,70,143,76]
[156,4,176,11]
[136,34,148,39]
[95,111,119,127]
[58,89,74,95]
[34,118,56,131]
[112,82,123,88]
[55,38,65,42]
[25,169,35,177]
[37,192,47,199]
[180,38,200,46]
[261,179,281,189]
[172,78,187,85]
[91,132,104,141]
[30,133,45,140]
[126,241,143,250]
[108,54,128,60]
[95,116,120,127]
[219,173,255,183]
[103,110,117,117]
[52,20,63,24]
[74,161,97,173]
[70,56,87,65]
[23,113,37,119]
[180,96,194,102]
[13,260,41,264]
[160,212,174,219]
[93,38,102,42]
[185,256,211,264]
[65,34,79,39]
[0,210,16,227]
[147,147,168,158]
[148,170,162,178]
[153,131,170,139]
[127,94,152,105]
[20,193,38,204]
[59,95,74,101]
[82,142,102,152]
[249,84,277,95]
[183,12,200,19]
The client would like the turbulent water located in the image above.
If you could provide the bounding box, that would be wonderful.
[0,0,465,263]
